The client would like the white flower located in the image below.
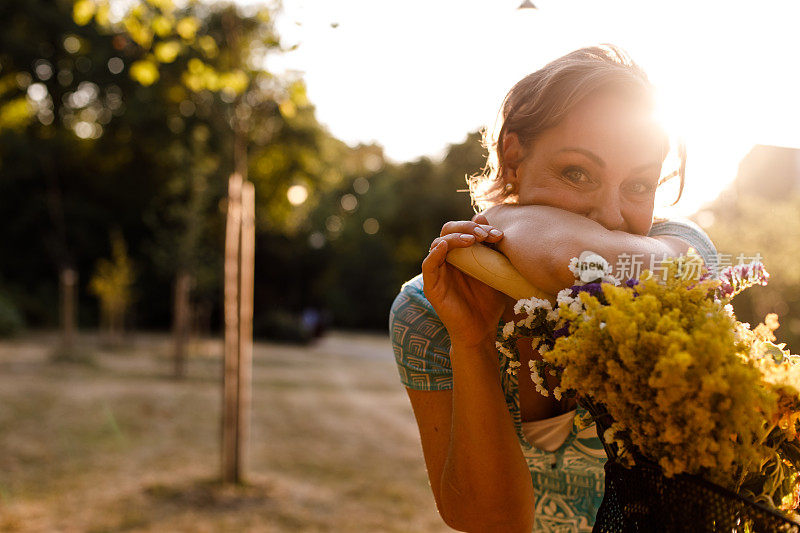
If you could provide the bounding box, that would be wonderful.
[529,337,541,352]
[495,341,514,359]
[569,300,584,315]
[502,321,515,339]
[553,387,562,401]
[602,274,620,286]
[538,344,550,354]
[530,297,553,311]
[514,296,552,317]
[599,322,606,330]
[568,257,582,278]
[556,288,574,306]
[546,308,560,322]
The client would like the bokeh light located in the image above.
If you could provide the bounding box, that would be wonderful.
[340,193,357,211]
[287,184,308,205]
[107,57,124,74]
[362,218,379,235]
[308,231,326,248]
[353,177,369,194]
[63,35,80,53]
[325,215,342,233]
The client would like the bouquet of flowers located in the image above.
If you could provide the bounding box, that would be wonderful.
[495,250,800,528]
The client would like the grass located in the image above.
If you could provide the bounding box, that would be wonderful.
[0,331,451,532]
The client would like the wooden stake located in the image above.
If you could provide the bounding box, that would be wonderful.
[237,180,255,479]
[60,268,77,354]
[222,173,243,483]
[173,270,192,379]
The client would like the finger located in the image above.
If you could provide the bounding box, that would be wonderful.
[470,224,503,242]
[440,220,479,237]
[471,214,504,241]
[482,225,504,242]
[422,239,448,289]
[472,213,489,225]
[439,232,476,248]
[440,220,502,242]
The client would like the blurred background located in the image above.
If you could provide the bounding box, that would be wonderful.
[0,0,798,531]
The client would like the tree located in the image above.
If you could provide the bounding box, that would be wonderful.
[89,230,135,345]
[704,192,800,351]
[0,0,495,344]
[0,0,151,331]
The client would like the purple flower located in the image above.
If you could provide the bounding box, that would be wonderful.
[715,261,770,300]
[553,325,570,339]
[572,282,604,298]
[624,278,640,288]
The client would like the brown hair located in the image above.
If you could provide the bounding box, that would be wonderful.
[468,44,685,212]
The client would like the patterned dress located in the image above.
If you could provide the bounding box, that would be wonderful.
[388,218,718,532]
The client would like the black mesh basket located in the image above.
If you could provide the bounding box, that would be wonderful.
[593,460,800,533]
[579,399,800,532]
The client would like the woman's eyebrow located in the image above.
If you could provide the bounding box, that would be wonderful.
[556,147,661,173]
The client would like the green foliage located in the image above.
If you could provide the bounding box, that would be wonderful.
[89,231,135,330]
[0,292,25,337]
[0,0,492,333]
[0,0,318,329]
[270,133,484,330]
[0,97,33,129]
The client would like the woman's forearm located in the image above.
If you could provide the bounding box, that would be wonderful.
[440,338,535,532]
[483,204,689,295]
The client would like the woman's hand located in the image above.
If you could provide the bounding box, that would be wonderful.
[422,214,510,349]
[484,204,689,295]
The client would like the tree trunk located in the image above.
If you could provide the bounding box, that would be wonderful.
[59,268,77,357]
[173,270,192,379]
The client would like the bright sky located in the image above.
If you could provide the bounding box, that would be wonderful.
[241,0,800,218]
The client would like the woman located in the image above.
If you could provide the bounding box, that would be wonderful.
[389,45,718,532]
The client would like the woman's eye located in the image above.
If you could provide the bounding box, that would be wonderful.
[627,181,655,194]
[563,167,590,184]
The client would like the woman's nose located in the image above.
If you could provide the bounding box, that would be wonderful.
[587,193,625,231]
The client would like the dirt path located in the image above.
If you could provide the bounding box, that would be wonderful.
[0,331,449,532]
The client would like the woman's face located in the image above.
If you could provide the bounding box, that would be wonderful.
[505,91,667,236]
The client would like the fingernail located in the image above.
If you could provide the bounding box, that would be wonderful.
[473,227,488,238]
[429,238,441,251]
[459,233,475,242]
[490,229,503,237]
